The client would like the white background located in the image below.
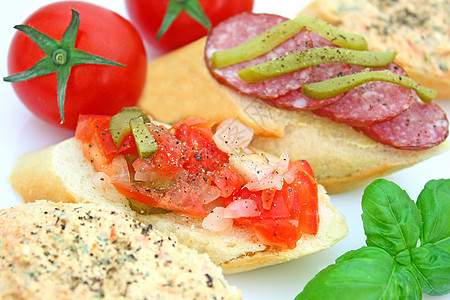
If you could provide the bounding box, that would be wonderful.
[0,1,449,299]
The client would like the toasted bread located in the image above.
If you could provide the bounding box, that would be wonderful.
[9,138,348,274]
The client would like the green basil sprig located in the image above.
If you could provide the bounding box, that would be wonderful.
[295,179,450,299]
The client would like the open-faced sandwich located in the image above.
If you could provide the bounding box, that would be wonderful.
[10,108,348,274]
[0,201,241,299]
[136,12,449,194]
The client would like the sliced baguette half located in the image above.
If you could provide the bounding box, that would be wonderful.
[10,138,348,274]
[137,38,449,194]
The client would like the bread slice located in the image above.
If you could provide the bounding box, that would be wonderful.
[0,201,241,299]
[297,0,450,99]
[9,138,348,274]
[136,38,449,194]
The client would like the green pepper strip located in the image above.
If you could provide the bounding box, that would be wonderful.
[302,69,436,102]
[210,16,368,69]
[238,47,396,83]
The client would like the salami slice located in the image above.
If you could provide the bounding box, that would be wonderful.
[359,96,449,150]
[205,13,313,99]
[314,63,414,126]
[268,32,350,110]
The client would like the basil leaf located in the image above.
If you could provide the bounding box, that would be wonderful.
[295,247,420,300]
[362,179,421,255]
[416,179,450,250]
[408,243,450,296]
[393,264,422,299]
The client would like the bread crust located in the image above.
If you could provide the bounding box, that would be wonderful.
[9,138,348,274]
[137,38,449,194]
[297,0,450,99]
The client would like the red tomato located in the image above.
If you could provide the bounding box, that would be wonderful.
[113,181,208,217]
[7,1,147,129]
[226,160,319,249]
[125,0,254,52]
[173,122,229,175]
[146,123,186,178]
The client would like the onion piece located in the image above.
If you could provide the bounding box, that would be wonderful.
[103,155,131,182]
[213,119,254,154]
[245,173,284,191]
[199,185,222,204]
[202,207,233,232]
[229,152,273,182]
[224,199,260,218]
[274,152,290,175]
[91,172,111,192]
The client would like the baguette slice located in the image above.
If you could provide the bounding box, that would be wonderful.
[0,201,241,299]
[137,38,449,194]
[297,0,450,99]
[10,138,348,274]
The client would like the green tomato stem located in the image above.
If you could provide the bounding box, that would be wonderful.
[52,49,68,65]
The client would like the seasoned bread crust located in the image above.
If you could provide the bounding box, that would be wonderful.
[298,0,450,99]
[9,138,348,274]
[0,201,241,299]
[137,38,449,194]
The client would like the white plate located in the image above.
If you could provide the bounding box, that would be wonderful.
[1,1,448,299]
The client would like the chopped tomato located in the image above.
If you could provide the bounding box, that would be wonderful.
[118,133,138,156]
[89,117,119,162]
[253,219,302,249]
[174,122,228,174]
[213,164,245,198]
[285,161,319,235]
[224,161,319,249]
[145,123,186,178]
[113,181,207,217]
[75,113,319,250]
[262,188,277,210]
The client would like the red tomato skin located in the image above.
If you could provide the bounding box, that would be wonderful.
[125,0,254,52]
[7,1,147,130]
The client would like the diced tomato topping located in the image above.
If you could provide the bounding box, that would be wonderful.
[118,133,138,155]
[262,188,277,210]
[145,123,185,178]
[173,122,228,174]
[213,164,245,198]
[113,181,207,217]
[75,113,319,250]
[253,219,302,249]
[89,117,118,162]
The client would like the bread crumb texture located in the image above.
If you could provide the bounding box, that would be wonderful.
[0,202,240,300]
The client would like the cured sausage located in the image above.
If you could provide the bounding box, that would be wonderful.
[314,64,413,126]
[205,12,448,150]
[205,13,313,99]
[359,96,449,150]
[268,32,349,110]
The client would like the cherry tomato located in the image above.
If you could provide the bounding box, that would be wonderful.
[125,0,254,52]
[7,1,147,130]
